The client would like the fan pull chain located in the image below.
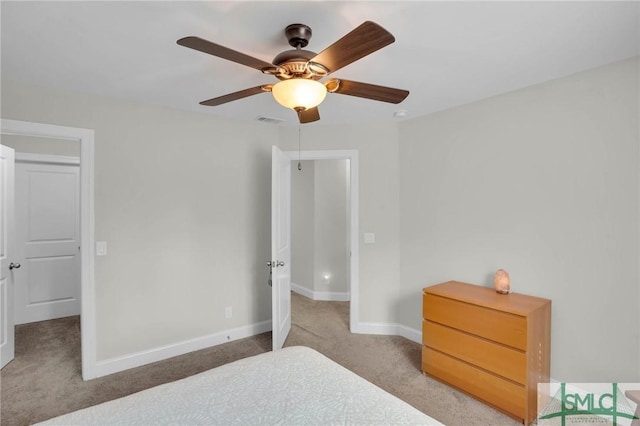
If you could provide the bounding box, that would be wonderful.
[298,124,302,171]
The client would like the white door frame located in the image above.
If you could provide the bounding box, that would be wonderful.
[0,119,96,380]
[283,149,359,333]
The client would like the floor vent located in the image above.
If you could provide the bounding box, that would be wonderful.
[256,116,285,125]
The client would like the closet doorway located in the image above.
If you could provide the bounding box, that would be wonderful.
[0,119,95,380]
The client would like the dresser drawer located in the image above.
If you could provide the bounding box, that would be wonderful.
[423,320,527,384]
[423,293,527,350]
[423,347,526,419]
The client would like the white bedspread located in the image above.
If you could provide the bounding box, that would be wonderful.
[39,346,442,425]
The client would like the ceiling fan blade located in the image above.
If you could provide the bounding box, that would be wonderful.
[297,107,320,124]
[200,86,269,106]
[309,21,395,74]
[177,36,274,71]
[328,79,409,104]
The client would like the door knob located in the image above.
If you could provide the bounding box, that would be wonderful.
[276,261,285,267]
[9,262,21,270]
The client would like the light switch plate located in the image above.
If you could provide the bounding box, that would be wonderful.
[96,241,107,256]
[364,233,376,244]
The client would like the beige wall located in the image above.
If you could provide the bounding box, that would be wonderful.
[1,79,401,360]
[2,56,637,382]
[313,159,349,293]
[1,80,277,359]
[398,56,640,382]
[291,160,315,290]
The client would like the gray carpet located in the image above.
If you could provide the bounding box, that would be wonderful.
[0,293,520,426]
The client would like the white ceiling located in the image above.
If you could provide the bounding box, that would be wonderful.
[2,1,638,126]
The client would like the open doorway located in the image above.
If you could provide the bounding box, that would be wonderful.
[0,119,95,380]
[290,158,351,336]
[291,159,350,302]
[2,135,81,325]
[272,148,358,348]
[291,152,357,340]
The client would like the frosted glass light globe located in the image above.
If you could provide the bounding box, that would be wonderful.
[272,79,327,110]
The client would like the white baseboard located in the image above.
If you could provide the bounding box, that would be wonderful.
[93,311,421,379]
[397,324,422,344]
[94,320,272,379]
[352,322,422,344]
[291,282,350,302]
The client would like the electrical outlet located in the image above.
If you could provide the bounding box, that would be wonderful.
[322,273,331,285]
[225,306,232,319]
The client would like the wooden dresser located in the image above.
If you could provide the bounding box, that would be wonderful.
[422,281,551,426]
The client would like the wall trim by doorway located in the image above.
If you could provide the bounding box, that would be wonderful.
[0,118,96,380]
[16,152,79,166]
[283,149,361,333]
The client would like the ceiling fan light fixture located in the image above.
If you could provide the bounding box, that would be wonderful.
[272,78,327,111]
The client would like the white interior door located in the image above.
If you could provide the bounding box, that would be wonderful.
[271,146,292,350]
[1,145,16,368]
[14,157,80,324]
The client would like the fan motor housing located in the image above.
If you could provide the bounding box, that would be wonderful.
[272,49,326,80]
[267,24,328,80]
[272,49,316,67]
[285,23,312,48]
[273,49,315,78]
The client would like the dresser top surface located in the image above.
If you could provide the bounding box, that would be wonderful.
[424,281,551,315]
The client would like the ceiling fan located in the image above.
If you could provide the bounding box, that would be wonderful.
[177,21,409,124]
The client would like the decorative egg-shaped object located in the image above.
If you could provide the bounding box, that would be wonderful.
[494,269,510,294]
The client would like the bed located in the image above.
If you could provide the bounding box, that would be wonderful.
[38,346,443,425]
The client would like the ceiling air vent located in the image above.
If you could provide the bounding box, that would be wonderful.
[256,116,285,125]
